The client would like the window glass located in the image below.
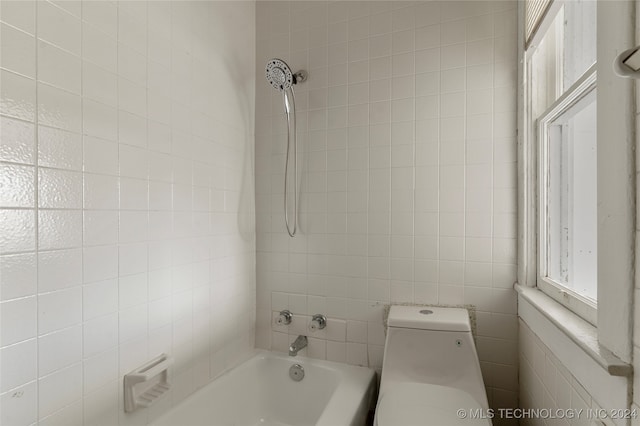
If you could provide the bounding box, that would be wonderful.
[562,0,597,89]
[530,8,562,118]
[544,90,597,302]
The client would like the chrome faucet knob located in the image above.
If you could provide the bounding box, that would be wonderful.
[276,310,292,326]
[309,314,326,332]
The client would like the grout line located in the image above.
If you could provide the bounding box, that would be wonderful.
[33,0,41,421]
[78,1,86,422]
[114,1,122,420]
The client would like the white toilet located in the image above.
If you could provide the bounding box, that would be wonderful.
[374,306,492,426]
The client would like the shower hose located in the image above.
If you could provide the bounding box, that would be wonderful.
[283,88,297,237]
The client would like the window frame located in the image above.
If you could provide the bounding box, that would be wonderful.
[518,0,635,363]
[524,1,598,325]
[535,64,597,325]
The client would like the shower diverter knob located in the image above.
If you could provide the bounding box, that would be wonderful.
[309,314,327,332]
[276,310,293,326]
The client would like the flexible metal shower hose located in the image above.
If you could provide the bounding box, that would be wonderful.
[283,88,297,237]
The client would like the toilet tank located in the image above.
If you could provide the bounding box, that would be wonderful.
[379,306,489,408]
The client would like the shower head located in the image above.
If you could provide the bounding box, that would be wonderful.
[266,59,293,91]
[265,58,307,92]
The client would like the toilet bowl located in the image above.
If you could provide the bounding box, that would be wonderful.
[374,306,491,426]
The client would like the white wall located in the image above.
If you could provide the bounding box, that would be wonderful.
[0,1,255,424]
[254,0,519,414]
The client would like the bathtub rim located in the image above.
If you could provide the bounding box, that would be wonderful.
[149,349,377,426]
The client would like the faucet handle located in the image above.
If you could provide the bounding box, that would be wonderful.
[309,314,326,332]
[276,310,293,326]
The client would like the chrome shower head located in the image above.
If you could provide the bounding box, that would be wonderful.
[265,58,307,92]
[266,58,294,91]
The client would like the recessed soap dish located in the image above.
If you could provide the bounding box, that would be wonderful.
[124,353,173,413]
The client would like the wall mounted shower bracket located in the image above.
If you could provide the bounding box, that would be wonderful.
[293,70,307,84]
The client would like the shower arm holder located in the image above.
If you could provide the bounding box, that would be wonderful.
[293,70,307,84]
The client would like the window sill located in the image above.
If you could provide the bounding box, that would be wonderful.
[515,283,631,377]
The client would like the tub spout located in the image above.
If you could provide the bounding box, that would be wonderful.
[289,335,307,356]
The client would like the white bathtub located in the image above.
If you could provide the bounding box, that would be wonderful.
[150,351,376,426]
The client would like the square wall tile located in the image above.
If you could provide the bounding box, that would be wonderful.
[1,23,36,78]
[0,116,35,164]
[0,338,37,392]
[38,168,83,209]
[37,39,81,94]
[37,83,82,132]
[38,325,82,376]
[37,1,81,56]
[0,209,35,254]
[0,381,37,426]
[38,209,82,250]
[0,253,37,301]
[1,296,37,346]
[38,363,82,419]
[0,163,35,208]
[1,70,36,122]
[38,126,82,171]
[37,248,82,293]
[38,287,82,335]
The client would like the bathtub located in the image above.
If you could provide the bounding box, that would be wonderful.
[150,351,376,426]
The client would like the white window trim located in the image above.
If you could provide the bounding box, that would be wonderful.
[536,65,597,325]
[518,1,564,291]
[518,0,635,364]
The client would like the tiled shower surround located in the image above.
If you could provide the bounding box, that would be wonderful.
[254,0,518,413]
[0,1,255,424]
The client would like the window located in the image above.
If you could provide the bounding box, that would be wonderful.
[537,69,597,321]
[526,0,597,323]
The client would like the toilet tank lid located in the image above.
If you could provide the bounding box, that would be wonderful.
[387,306,471,332]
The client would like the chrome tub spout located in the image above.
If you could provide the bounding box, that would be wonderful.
[289,335,307,356]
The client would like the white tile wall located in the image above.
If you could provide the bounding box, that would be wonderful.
[255,0,518,413]
[0,1,255,424]
[519,320,615,426]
